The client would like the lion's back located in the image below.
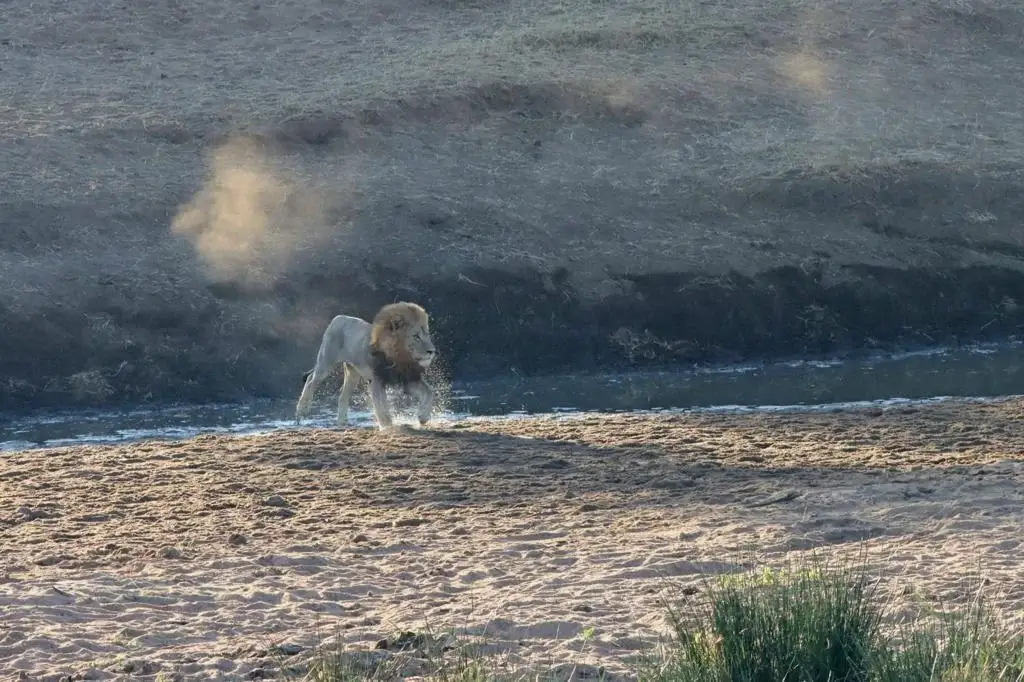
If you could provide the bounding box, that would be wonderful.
[324,314,373,363]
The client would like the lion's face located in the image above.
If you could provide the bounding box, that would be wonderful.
[407,324,436,369]
[371,302,437,371]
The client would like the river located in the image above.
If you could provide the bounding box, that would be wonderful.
[3,341,1023,451]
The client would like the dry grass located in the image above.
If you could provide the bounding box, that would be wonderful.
[3,0,1024,407]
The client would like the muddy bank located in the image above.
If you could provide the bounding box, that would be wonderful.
[4,237,1024,411]
[4,229,1024,412]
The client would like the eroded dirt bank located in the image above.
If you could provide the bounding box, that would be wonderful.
[2,400,1024,680]
[4,0,1024,409]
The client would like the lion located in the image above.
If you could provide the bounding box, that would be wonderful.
[294,302,437,431]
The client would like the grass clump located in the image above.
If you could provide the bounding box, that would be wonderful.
[652,562,880,682]
[644,558,1024,682]
[872,598,1024,682]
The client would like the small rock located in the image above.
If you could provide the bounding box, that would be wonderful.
[450,526,470,536]
[375,631,430,652]
[571,604,593,613]
[351,533,369,543]
[269,643,304,656]
[393,517,429,528]
[121,659,159,675]
[17,506,50,521]
[212,657,237,671]
[262,495,291,508]
[33,553,68,567]
[259,507,296,520]
[158,546,183,560]
[228,533,248,546]
[578,504,599,513]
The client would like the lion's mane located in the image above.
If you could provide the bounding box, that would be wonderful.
[368,302,430,388]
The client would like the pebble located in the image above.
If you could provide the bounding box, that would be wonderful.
[158,546,183,560]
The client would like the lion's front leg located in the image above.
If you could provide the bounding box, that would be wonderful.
[336,363,361,427]
[368,379,394,431]
[410,380,434,426]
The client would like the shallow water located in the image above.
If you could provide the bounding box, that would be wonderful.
[3,341,1024,451]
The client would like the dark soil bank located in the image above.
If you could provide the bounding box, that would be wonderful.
[4,1,1024,410]
[5,161,1024,411]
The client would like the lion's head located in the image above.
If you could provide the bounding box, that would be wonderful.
[369,301,436,370]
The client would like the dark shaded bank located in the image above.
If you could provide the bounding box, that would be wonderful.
[366,261,1024,376]
[3,260,1024,412]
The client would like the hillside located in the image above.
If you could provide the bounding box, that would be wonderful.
[3,0,1024,408]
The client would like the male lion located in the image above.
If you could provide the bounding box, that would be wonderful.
[294,302,437,431]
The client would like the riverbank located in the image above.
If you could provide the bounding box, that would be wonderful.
[2,399,1023,680]
[4,0,1024,410]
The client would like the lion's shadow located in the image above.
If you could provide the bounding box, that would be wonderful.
[252,422,983,555]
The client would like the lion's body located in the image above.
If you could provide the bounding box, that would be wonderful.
[295,302,436,430]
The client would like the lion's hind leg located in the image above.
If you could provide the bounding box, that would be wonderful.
[295,364,332,425]
[296,318,351,425]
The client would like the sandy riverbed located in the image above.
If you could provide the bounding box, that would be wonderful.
[2,399,1024,680]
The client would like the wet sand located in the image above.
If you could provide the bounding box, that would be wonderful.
[2,399,1024,680]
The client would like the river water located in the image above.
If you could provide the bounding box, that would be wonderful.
[3,341,1023,451]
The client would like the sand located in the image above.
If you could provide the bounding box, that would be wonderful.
[2,399,1024,681]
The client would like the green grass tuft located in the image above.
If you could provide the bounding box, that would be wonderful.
[640,558,1024,682]
[871,595,1024,682]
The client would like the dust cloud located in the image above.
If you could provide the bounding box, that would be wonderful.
[171,136,335,291]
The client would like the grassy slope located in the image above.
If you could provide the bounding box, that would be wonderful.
[3,0,1024,408]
